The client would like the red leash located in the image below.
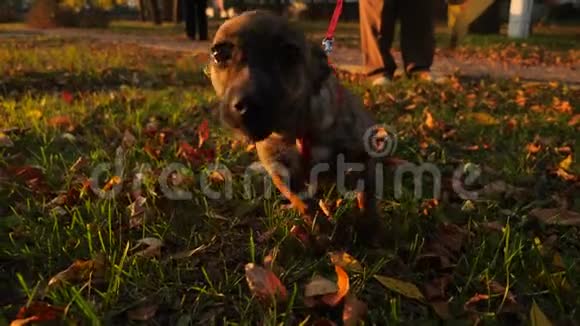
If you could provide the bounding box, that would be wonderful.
[323,0,344,54]
[297,0,344,164]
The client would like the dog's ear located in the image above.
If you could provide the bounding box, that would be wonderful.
[309,44,332,92]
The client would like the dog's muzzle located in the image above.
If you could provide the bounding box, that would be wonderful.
[221,90,274,141]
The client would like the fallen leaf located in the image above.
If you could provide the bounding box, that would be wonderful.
[290,224,310,246]
[430,301,451,320]
[374,275,425,302]
[319,200,332,218]
[529,208,580,226]
[132,238,163,258]
[245,263,287,303]
[530,300,553,326]
[10,316,39,326]
[48,257,106,287]
[559,154,573,171]
[13,302,65,325]
[487,280,517,303]
[553,168,577,182]
[197,119,210,148]
[464,293,489,312]
[61,91,74,104]
[48,115,73,129]
[127,304,158,321]
[568,114,580,127]
[423,108,437,129]
[102,175,122,192]
[464,112,499,125]
[342,295,368,326]
[321,265,349,306]
[0,132,14,147]
[328,251,363,273]
[527,143,542,154]
[128,196,147,228]
[167,239,214,260]
[208,170,225,183]
[305,275,339,297]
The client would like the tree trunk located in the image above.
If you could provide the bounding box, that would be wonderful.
[162,0,173,21]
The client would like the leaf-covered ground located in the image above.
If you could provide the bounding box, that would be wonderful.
[1,33,579,325]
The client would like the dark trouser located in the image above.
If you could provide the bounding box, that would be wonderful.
[183,0,208,41]
[359,0,435,78]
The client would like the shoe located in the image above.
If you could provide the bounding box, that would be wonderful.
[371,75,392,86]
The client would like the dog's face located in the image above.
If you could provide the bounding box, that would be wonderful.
[208,11,330,141]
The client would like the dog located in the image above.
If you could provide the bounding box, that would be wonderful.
[207,10,390,246]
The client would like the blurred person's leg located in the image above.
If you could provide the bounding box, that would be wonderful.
[359,0,397,82]
[183,0,198,40]
[195,0,209,40]
[399,0,435,78]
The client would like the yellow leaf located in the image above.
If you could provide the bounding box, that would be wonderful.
[374,275,425,302]
[423,108,436,129]
[328,251,364,273]
[530,301,553,326]
[559,154,573,171]
[464,112,499,125]
[26,110,43,120]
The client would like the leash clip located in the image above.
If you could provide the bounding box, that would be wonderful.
[322,37,334,54]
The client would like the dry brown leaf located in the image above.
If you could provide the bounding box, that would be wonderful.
[290,225,310,246]
[487,280,517,304]
[431,301,451,320]
[127,304,158,321]
[319,200,332,218]
[127,304,159,321]
[48,257,106,287]
[342,295,368,326]
[328,251,363,273]
[128,196,147,228]
[424,275,453,300]
[530,208,580,226]
[304,275,339,297]
[321,265,349,306]
[374,275,425,302]
[245,263,287,303]
[553,168,578,182]
[12,301,65,326]
[132,238,163,258]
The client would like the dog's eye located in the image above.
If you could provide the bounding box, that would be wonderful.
[211,42,234,65]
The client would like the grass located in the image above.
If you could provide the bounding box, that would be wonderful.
[0,31,579,325]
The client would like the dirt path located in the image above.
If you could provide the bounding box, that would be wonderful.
[2,27,579,84]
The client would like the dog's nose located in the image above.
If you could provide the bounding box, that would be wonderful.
[232,97,249,115]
